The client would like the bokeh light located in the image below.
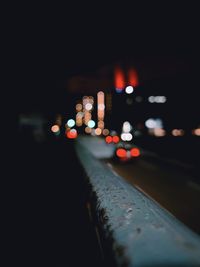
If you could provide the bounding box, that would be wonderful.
[76,103,82,112]
[66,129,77,139]
[67,119,75,128]
[85,103,93,111]
[125,86,134,94]
[51,125,60,133]
[112,135,120,143]
[116,148,127,158]
[85,127,92,134]
[95,128,102,135]
[130,148,140,157]
[88,120,95,128]
[193,128,200,136]
[121,133,133,141]
[102,129,110,136]
[172,129,184,136]
[105,136,112,144]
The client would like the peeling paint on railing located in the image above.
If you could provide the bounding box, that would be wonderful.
[75,137,200,267]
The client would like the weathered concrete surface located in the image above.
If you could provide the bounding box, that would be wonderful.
[75,136,200,267]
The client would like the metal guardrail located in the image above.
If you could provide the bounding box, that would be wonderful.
[75,138,200,267]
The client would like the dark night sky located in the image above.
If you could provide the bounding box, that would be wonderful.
[13,3,200,116]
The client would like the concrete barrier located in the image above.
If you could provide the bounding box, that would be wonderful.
[75,137,200,267]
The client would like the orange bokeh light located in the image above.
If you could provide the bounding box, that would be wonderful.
[194,128,200,136]
[51,125,60,133]
[95,128,102,135]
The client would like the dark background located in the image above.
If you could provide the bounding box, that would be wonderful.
[12,3,200,118]
[5,3,200,265]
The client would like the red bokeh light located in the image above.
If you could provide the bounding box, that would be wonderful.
[114,66,125,89]
[116,148,127,158]
[105,136,113,144]
[130,148,140,157]
[128,68,139,87]
[112,136,120,143]
[66,130,77,139]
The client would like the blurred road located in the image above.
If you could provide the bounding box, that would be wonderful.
[134,136,200,177]
[77,136,200,235]
[107,157,200,235]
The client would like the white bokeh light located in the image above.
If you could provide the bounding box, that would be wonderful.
[125,86,134,94]
[123,121,132,133]
[145,118,163,129]
[148,96,167,103]
[87,120,95,128]
[67,119,75,128]
[85,103,93,111]
[121,133,133,141]
[145,119,157,128]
